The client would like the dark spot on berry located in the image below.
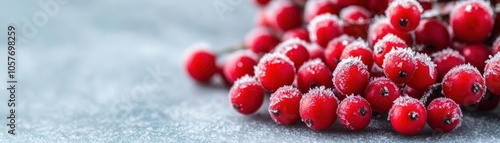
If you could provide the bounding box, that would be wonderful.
[472,83,481,94]
[305,119,313,127]
[310,82,317,89]
[399,18,409,27]
[409,111,419,121]
[443,118,452,125]
[398,71,407,78]
[380,87,389,97]
[426,44,436,50]
[359,107,367,116]
[232,104,240,111]
[270,109,280,117]
[377,46,384,54]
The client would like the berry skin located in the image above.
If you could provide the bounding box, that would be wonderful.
[368,17,412,47]
[244,27,281,54]
[414,19,450,54]
[229,75,265,115]
[308,13,344,48]
[460,44,491,73]
[386,0,423,32]
[432,48,467,82]
[337,95,372,131]
[184,43,217,83]
[364,77,401,113]
[275,38,311,69]
[300,86,339,131]
[255,53,296,92]
[366,0,390,14]
[304,0,340,23]
[223,51,258,84]
[450,0,494,43]
[266,0,303,32]
[253,0,271,8]
[407,53,437,91]
[340,6,372,39]
[269,86,302,125]
[340,39,374,70]
[373,34,407,68]
[485,53,500,95]
[383,48,416,84]
[442,64,486,106]
[324,35,355,70]
[427,98,462,133]
[332,57,370,96]
[308,43,326,61]
[282,28,311,42]
[404,86,425,100]
[297,59,334,93]
[389,95,427,136]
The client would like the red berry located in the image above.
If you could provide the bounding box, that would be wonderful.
[333,57,370,95]
[485,53,500,95]
[269,86,302,125]
[308,13,344,48]
[244,27,281,54]
[491,14,500,42]
[368,17,412,46]
[300,86,339,131]
[373,34,407,67]
[407,53,437,91]
[477,91,500,111]
[340,39,374,70]
[386,0,423,33]
[389,95,427,136]
[450,0,494,43]
[297,59,334,93]
[253,0,271,8]
[337,95,372,131]
[266,0,303,32]
[340,5,372,39]
[223,51,258,84]
[336,0,367,9]
[255,53,296,92]
[255,10,270,27]
[304,0,340,23]
[493,37,500,55]
[275,38,311,68]
[442,64,486,106]
[282,28,311,42]
[184,43,217,83]
[324,35,355,70]
[427,98,462,133]
[370,64,386,78]
[364,77,401,113]
[460,44,491,73]
[414,19,450,54]
[432,48,467,82]
[229,75,265,115]
[383,48,416,84]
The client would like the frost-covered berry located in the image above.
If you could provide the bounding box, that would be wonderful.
[255,53,296,92]
[389,95,427,136]
[432,48,466,82]
[300,86,339,131]
[373,34,407,68]
[275,38,311,68]
[244,27,281,54]
[308,13,343,48]
[427,98,462,133]
[333,56,370,95]
[386,0,423,32]
[297,59,334,93]
[450,0,494,43]
[340,39,374,70]
[407,53,437,91]
[223,50,258,84]
[324,35,355,70]
[337,95,372,131]
[364,77,401,113]
[269,86,302,125]
[184,43,217,83]
[485,53,500,95]
[442,64,486,106]
[229,75,265,115]
[383,48,416,84]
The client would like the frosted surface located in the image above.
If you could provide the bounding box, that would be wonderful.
[0,0,500,142]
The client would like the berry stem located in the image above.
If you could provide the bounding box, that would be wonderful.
[215,42,246,56]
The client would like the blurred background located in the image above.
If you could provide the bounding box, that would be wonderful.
[0,0,499,142]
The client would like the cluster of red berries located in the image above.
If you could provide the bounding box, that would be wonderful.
[184,0,500,136]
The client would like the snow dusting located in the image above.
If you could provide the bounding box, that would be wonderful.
[386,0,424,16]
[275,38,310,54]
[432,48,466,62]
[255,52,296,81]
[388,95,425,120]
[382,48,416,69]
[308,13,342,42]
[485,53,500,78]
[415,52,437,79]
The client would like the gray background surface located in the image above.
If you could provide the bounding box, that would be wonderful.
[0,0,499,142]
